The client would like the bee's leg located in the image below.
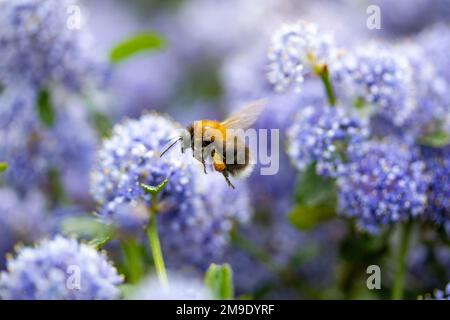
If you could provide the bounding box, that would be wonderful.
[201,148,207,174]
[222,171,235,189]
[202,158,207,174]
[211,149,233,188]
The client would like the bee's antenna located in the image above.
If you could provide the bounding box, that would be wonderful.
[160,137,182,157]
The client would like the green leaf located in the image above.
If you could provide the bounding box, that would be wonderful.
[295,163,336,206]
[418,130,450,148]
[354,97,366,109]
[37,89,55,127]
[141,178,169,196]
[339,232,389,263]
[204,263,234,300]
[110,32,166,64]
[47,168,68,205]
[92,111,112,138]
[289,163,337,230]
[0,162,8,174]
[289,204,336,230]
[61,216,113,241]
[88,234,112,250]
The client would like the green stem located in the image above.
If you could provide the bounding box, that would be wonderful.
[120,238,144,284]
[147,194,168,287]
[391,222,413,300]
[47,168,69,208]
[316,65,337,106]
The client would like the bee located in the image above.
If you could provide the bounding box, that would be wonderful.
[160,100,266,189]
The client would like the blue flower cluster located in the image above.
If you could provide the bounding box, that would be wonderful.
[268,18,450,235]
[0,0,102,202]
[0,84,98,194]
[0,236,123,300]
[0,188,49,267]
[0,0,108,91]
[337,142,428,233]
[420,146,450,232]
[287,105,368,177]
[91,113,252,269]
[267,20,335,93]
[333,43,416,127]
[90,113,197,222]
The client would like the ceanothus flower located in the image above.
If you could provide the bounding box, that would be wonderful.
[130,274,212,300]
[0,188,49,268]
[0,0,108,91]
[418,24,450,86]
[287,105,368,177]
[337,141,428,233]
[267,20,335,92]
[0,236,123,300]
[389,41,450,140]
[90,113,197,220]
[161,175,252,269]
[333,43,416,127]
[420,146,450,232]
[0,83,98,193]
[90,113,252,269]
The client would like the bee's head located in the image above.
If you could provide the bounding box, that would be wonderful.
[160,127,192,158]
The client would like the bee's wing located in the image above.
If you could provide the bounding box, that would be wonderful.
[221,99,266,129]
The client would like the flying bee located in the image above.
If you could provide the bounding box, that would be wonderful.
[160,100,266,189]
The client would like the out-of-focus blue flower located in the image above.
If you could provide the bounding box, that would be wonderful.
[333,43,416,127]
[420,146,450,232]
[337,141,428,233]
[421,282,450,300]
[0,0,108,91]
[267,20,335,93]
[222,40,327,130]
[416,23,450,110]
[287,105,368,177]
[108,53,181,120]
[173,0,283,60]
[0,84,98,194]
[101,200,150,235]
[161,175,252,269]
[0,236,123,300]
[130,274,212,300]
[0,188,49,267]
[390,40,450,140]
[371,0,439,36]
[409,244,450,292]
[91,113,252,269]
[431,283,450,300]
